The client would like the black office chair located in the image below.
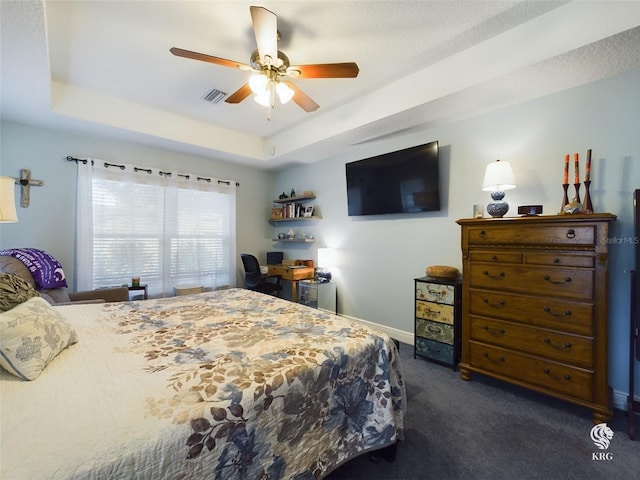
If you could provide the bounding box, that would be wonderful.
[240,254,283,296]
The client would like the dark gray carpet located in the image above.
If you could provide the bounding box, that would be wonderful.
[326,343,639,480]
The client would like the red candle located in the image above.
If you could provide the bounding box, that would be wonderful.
[574,153,579,184]
[563,154,569,184]
[585,149,592,182]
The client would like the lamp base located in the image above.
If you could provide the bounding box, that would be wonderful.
[487,191,509,218]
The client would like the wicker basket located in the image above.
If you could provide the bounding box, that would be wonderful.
[425,265,460,280]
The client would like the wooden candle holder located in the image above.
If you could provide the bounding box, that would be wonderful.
[574,183,581,204]
[584,180,593,213]
[560,184,570,212]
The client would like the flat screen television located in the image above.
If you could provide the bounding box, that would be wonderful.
[345,140,440,216]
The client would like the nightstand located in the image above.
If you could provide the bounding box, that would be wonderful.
[414,276,462,370]
[298,280,337,314]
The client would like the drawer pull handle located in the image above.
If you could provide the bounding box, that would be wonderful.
[427,325,443,334]
[566,229,576,239]
[479,230,487,238]
[543,275,572,285]
[543,368,572,382]
[483,270,505,280]
[491,255,498,261]
[428,288,445,297]
[543,306,572,317]
[482,325,505,336]
[553,258,561,264]
[482,352,505,364]
[425,308,441,317]
[482,298,505,308]
[543,338,572,350]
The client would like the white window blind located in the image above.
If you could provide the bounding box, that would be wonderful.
[76,161,236,297]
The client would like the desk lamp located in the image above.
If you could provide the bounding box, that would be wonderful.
[316,248,335,282]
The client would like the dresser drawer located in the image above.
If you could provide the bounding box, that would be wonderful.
[416,300,454,324]
[468,342,593,402]
[466,225,596,246]
[469,289,593,336]
[524,252,594,268]
[415,281,455,305]
[470,250,522,264]
[469,316,593,368]
[416,337,454,365]
[417,318,454,344]
[469,263,593,300]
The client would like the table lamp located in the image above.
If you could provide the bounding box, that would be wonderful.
[482,160,516,218]
[316,248,336,282]
[0,176,18,222]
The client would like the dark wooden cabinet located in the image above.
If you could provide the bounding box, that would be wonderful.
[629,190,640,439]
[457,214,616,424]
[414,276,462,370]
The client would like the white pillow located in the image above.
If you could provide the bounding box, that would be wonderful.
[0,297,78,380]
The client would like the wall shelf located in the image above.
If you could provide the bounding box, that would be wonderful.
[272,238,315,243]
[270,193,317,245]
[273,195,315,203]
[269,216,321,223]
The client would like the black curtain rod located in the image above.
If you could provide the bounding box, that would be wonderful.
[65,156,239,186]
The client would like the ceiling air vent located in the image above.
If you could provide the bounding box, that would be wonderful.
[203,88,227,104]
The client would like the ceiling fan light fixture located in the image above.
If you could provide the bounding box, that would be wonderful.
[249,73,269,94]
[254,89,271,107]
[170,6,358,114]
[276,81,294,104]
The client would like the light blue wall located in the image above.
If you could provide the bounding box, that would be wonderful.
[1,69,638,400]
[272,69,640,398]
[0,121,275,287]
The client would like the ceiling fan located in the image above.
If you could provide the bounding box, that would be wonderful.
[170,5,359,114]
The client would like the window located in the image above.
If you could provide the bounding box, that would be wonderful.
[76,162,236,297]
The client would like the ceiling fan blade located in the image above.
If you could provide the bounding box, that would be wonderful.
[225,84,252,104]
[250,6,278,65]
[289,62,360,79]
[284,81,319,112]
[170,47,248,70]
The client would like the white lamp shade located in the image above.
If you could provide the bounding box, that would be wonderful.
[275,82,294,104]
[317,248,336,269]
[249,74,269,94]
[482,160,516,192]
[0,176,18,222]
[254,89,271,107]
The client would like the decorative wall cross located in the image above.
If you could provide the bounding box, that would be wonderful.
[17,169,44,207]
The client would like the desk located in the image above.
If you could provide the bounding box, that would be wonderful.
[268,265,314,302]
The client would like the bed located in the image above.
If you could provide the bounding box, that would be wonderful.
[0,288,405,479]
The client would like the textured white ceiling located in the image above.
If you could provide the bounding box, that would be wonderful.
[2,1,639,169]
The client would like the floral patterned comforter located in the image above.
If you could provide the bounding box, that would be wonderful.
[0,288,404,479]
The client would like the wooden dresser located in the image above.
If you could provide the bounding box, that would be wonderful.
[456,214,616,424]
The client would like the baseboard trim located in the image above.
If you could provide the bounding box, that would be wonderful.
[612,389,640,411]
[339,313,637,412]
[339,313,414,346]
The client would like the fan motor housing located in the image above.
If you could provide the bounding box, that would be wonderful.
[250,49,290,73]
